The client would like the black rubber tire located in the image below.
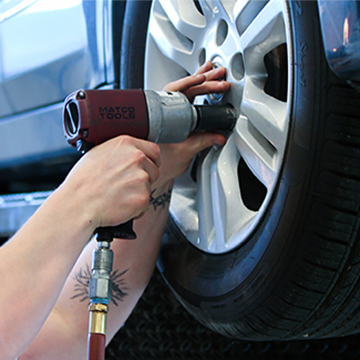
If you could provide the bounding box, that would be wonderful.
[120,0,151,90]
[121,0,360,340]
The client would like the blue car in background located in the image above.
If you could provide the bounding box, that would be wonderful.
[1,0,360,343]
[0,0,122,193]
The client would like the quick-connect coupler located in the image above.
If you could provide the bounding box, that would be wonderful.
[88,240,113,338]
[89,241,113,305]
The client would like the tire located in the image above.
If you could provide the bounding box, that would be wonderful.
[121,0,360,340]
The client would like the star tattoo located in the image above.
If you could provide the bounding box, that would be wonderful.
[71,264,129,306]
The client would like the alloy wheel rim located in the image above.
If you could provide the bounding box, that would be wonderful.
[145,0,293,254]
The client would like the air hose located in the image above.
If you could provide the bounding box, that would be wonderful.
[88,333,106,360]
[87,240,113,360]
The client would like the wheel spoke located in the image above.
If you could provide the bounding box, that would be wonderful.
[158,0,206,38]
[201,0,237,21]
[219,0,237,21]
[148,1,194,71]
[239,0,286,63]
[234,114,278,189]
[233,0,268,35]
[197,148,217,250]
[214,137,257,246]
[234,78,287,188]
[242,78,287,153]
[197,139,257,252]
[148,0,208,73]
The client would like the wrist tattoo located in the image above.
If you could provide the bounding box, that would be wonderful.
[71,264,128,306]
[149,188,172,210]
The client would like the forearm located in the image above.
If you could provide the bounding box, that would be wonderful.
[106,182,173,337]
[20,181,173,360]
[69,182,172,341]
[0,185,95,360]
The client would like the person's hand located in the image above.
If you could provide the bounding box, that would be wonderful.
[62,135,161,228]
[156,132,226,186]
[163,61,230,102]
[156,62,230,187]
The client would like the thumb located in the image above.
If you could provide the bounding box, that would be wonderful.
[182,132,227,158]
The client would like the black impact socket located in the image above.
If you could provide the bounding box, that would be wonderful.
[195,104,237,133]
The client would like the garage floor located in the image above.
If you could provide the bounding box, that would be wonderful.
[106,270,359,360]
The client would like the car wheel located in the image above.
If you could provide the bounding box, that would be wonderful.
[121,0,360,340]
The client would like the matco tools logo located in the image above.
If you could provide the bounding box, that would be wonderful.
[99,106,136,120]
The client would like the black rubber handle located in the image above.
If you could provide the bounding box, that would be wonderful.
[95,220,137,242]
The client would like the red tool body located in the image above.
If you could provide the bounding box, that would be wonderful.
[64,89,236,151]
[64,89,149,151]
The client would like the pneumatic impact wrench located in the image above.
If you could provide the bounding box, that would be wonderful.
[62,88,236,360]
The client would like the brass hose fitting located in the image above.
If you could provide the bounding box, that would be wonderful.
[88,303,109,335]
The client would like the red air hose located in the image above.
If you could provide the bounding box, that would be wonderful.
[87,333,106,360]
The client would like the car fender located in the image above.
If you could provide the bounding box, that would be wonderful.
[317,0,360,82]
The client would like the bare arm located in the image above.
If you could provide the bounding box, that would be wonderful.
[0,136,160,360]
[19,62,229,360]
